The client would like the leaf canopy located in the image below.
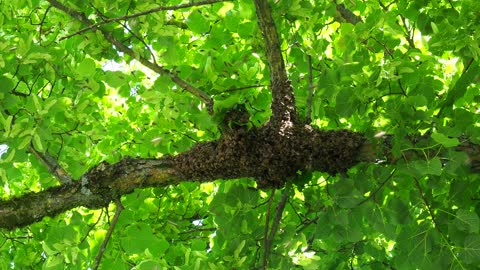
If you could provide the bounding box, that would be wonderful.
[1,0,480,269]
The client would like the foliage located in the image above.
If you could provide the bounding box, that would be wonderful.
[0,0,480,269]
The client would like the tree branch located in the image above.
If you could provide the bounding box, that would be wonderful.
[47,0,214,112]
[253,0,297,129]
[28,144,72,185]
[0,157,177,229]
[59,0,229,41]
[305,55,314,123]
[262,189,276,270]
[93,199,123,270]
[268,184,290,244]
[336,3,362,25]
[5,124,479,230]
[0,125,367,229]
[262,184,290,269]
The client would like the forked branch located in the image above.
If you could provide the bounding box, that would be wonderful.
[253,0,297,128]
[28,144,72,185]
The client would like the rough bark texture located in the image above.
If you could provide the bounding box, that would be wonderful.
[253,0,298,130]
[0,158,176,229]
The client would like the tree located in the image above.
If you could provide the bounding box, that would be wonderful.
[0,0,479,269]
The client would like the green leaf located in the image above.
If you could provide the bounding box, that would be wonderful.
[121,223,170,255]
[104,71,127,88]
[431,132,460,147]
[136,260,164,270]
[204,56,217,82]
[76,58,96,78]
[0,168,7,183]
[335,88,356,117]
[1,115,12,136]
[0,76,14,92]
[406,95,428,108]
[386,198,412,225]
[0,148,15,163]
[186,11,210,34]
[455,209,480,233]
[32,94,42,112]
[412,157,442,176]
[462,235,480,264]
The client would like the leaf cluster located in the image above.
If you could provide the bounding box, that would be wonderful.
[0,0,480,269]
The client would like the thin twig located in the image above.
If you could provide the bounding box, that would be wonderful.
[447,0,454,9]
[59,0,228,41]
[119,20,158,64]
[399,15,415,48]
[358,168,396,206]
[38,5,52,43]
[218,84,267,93]
[267,184,290,243]
[262,184,291,269]
[412,178,442,234]
[262,189,276,270]
[305,55,314,123]
[28,143,72,185]
[178,227,216,235]
[79,210,104,244]
[296,215,319,233]
[92,200,124,270]
[413,177,465,269]
[88,3,158,65]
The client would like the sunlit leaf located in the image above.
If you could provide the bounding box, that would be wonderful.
[431,132,460,148]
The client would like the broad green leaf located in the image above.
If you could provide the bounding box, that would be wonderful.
[204,56,217,82]
[104,71,127,88]
[406,95,428,108]
[431,132,460,147]
[462,235,480,264]
[0,148,15,163]
[76,58,96,78]
[0,76,14,91]
[412,157,442,176]
[121,223,170,255]
[455,209,480,233]
[186,11,209,34]
[137,260,164,270]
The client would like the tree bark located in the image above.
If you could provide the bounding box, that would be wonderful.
[0,125,367,229]
[253,0,298,131]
